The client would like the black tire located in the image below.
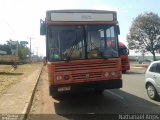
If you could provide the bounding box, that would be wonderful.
[122,70,126,74]
[51,93,64,100]
[94,89,104,95]
[146,83,159,100]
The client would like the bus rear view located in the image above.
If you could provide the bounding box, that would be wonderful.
[40,10,122,97]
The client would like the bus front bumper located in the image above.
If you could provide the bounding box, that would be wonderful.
[49,79,122,96]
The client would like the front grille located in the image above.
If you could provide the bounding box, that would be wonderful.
[55,61,117,72]
[54,60,118,81]
[121,59,128,65]
[72,71,102,80]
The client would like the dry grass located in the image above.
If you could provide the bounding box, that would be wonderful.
[0,63,42,95]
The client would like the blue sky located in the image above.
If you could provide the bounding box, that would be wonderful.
[0,0,160,56]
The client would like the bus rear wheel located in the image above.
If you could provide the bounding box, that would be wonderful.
[122,70,126,73]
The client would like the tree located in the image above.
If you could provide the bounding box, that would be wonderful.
[18,42,30,60]
[127,12,160,61]
[0,44,12,54]
[0,40,30,61]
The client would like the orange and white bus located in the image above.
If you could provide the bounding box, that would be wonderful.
[40,10,122,97]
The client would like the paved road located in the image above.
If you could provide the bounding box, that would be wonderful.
[27,66,160,120]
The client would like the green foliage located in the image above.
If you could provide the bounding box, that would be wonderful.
[127,12,160,61]
[0,44,12,54]
[18,44,30,60]
[0,40,30,60]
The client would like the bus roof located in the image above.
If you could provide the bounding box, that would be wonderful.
[46,9,117,13]
[46,9,118,25]
[119,42,127,48]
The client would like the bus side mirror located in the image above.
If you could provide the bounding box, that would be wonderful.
[40,19,46,35]
[115,25,120,35]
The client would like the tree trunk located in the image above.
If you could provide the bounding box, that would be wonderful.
[152,51,156,61]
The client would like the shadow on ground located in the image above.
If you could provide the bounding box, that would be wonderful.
[124,71,145,74]
[51,90,160,120]
[27,89,160,120]
[0,72,23,75]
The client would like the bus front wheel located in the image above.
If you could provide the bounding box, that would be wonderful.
[94,89,104,95]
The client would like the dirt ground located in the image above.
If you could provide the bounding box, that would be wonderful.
[0,63,42,96]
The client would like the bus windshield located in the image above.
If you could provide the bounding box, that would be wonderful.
[119,47,128,55]
[47,25,119,61]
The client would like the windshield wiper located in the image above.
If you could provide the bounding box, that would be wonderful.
[64,40,79,62]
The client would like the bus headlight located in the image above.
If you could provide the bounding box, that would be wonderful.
[111,71,116,76]
[56,75,62,80]
[104,72,109,77]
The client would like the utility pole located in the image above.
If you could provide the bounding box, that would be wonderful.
[27,37,35,63]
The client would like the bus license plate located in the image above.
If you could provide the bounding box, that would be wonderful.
[58,86,71,92]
